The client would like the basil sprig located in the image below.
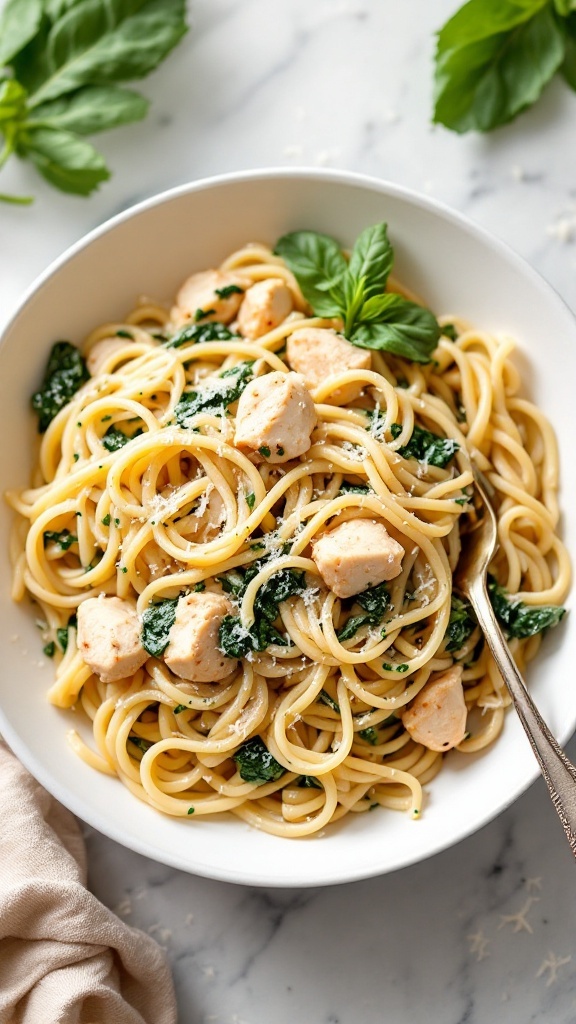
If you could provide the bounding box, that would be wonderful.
[0,0,187,202]
[433,0,576,133]
[274,224,440,364]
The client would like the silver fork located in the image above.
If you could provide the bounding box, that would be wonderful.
[455,468,576,857]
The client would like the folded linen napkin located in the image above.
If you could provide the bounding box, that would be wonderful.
[0,741,177,1024]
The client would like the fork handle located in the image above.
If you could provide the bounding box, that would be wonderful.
[469,576,576,857]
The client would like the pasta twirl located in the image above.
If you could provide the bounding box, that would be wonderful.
[7,234,570,838]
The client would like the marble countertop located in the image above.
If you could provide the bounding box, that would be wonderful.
[3,1,576,1021]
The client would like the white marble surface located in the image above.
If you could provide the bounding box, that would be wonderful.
[3,1,576,1020]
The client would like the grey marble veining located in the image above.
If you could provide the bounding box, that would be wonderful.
[2,1,576,1021]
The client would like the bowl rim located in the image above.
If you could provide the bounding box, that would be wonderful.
[1,166,575,886]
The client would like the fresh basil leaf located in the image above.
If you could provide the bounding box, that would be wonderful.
[233,736,286,785]
[341,270,366,333]
[31,84,149,134]
[350,295,440,363]
[44,0,85,20]
[0,79,28,123]
[27,0,188,107]
[487,575,566,639]
[274,229,347,317]
[560,12,576,88]
[554,0,576,15]
[434,0,565,133]
[0,0,43,67]
[348,223,393,299]
[18,126,109,194]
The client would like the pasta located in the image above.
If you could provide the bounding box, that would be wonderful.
[7,231,570,839]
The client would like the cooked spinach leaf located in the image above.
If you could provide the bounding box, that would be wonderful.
[445,594,476,652]
[56,612,77,653]
[337,581,390,642]
[174,361,253,426]
[233,736,286,784]
[358,726,379,745]
[390,422,459,468]
[217,564,305,658]
[317,688,341,713]
[163,321,238,348]
[31,341,89,432]
[488,575,566,639]
[297,775,323,789]
[141,597,178,657]
[339,481,373,495]
[101,424,143,451]
[43,528,77,550]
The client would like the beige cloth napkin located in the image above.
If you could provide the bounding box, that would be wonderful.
[0,741,178,1024]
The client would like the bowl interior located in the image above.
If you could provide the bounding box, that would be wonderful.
[1,170,574,886]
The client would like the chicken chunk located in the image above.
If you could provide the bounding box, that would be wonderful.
[311,518,404,598]
[234,371,316,463]
[164,592,237,682]
[77,596,148,683]
[237,279,293,339]
[87,337,131,376]
[189,486,226,542]
[402,665,467,752]
[171,270,247,327]
[286,327,371,404]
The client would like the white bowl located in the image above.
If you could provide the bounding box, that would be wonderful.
[1,169,574,887]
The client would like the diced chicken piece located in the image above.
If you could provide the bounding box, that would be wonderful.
[189,486,226,541]
[164,592,237,682]
[171,270,247,327]
[77,596,148,683]
[312,518,404,599]
[87,337,131,376]
[402,665,467,752]
[237,278,293,339]
[234,371,316,464]
[286,327,371,404]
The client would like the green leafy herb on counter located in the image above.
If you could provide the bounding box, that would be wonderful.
[31,341,89,432]
[0,0,188,202]
[487,575,566,639]
[233,736,286,785]
[274,224,440,364]
[433,0,576,134]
